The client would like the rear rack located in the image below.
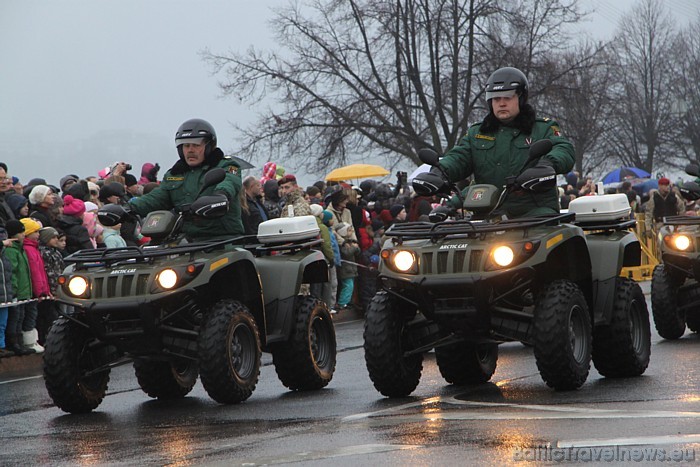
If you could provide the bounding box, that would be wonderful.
[573,219,637,231]
[662,215,700,226]
[386,213,576,241]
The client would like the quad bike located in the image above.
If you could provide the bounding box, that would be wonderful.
[44,168,336,413]
[650,164,700,339]
[363,141,650,397]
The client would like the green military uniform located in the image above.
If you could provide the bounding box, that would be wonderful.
[440,117,575,218]
[130,148,244,239]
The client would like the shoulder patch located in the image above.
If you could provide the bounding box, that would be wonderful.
[475,134,496,141]
[551,125,561,137]
[227,166,239,175]
[166,176,185,182]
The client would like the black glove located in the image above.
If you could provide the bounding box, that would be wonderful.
[515,159,556,193]
[412,170,449,196]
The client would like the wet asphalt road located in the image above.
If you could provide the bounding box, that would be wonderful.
[1,292,699,466]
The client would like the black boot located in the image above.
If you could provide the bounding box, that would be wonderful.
[7,334,32,356]
[0,347,15,358]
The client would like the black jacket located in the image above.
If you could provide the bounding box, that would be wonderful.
[242,195,269,236]
[56,215,93,254]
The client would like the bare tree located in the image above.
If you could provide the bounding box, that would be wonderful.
[672,16,700,165]
[604,0,679,175]
[204,0,584,172]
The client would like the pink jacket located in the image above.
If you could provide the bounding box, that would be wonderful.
[23,238,51,297]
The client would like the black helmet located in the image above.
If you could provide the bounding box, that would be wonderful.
[175,119,217,158]
[97,203,127,227]
[485,67,528,106]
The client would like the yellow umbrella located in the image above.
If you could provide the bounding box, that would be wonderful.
[325,164,389,181]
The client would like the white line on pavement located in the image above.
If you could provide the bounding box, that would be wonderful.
[0,375,43,385]
[558,433,700,448]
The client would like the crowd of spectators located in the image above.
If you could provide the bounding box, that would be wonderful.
[1,158,686,358]
[0,161,160,358]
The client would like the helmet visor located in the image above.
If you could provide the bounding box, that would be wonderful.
[485,89,518,101]
[175,137,206,146]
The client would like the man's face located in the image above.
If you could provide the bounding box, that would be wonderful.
[491,94,520,123]
[278,182,297,197]
[0,169,11,193]
[396,209,407,221]
[126,184,140,196]
[659,183,670,195]
[182,142,207,167]
[246,180,262,197]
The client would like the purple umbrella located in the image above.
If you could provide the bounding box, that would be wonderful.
[602,167,651,184]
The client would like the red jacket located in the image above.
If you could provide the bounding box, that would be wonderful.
[23,238,51,297]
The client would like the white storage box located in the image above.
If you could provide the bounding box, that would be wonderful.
[568,194,631,222]
[257,215,320,244]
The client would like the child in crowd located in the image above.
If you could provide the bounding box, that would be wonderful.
[38,227,64,344]
[4,220,33,355]
[322,210,341,312]
[0,226,15,357]
[102,221,127,248]
[21,217,51,353]
[335,222,360,311]
[57,195,93,254]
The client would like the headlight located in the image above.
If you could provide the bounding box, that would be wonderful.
[67,276,89,297]
[492,245,515,267]
[157,269,178,289]
[393,251,416,272]
[668,234,692,251]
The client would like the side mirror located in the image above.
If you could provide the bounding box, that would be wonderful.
[685,163,700,177]
[428,206,452,223]
[527,139,553,162]
[417,148,440,166]
[679,181,700,202]
[195,168,227,198]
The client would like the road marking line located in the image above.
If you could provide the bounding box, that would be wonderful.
[0,375,43,385]
[558,434,700,448]
[343,396,700,422]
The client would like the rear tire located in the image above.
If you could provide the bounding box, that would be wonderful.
[593,278,651,377]
[198,299,261,404]
[435,343,498,385]
[43,318,111,414]
[134,359,198,399]
[363,291,422,397]
[651,265,686,339]
[271,296,336,390]
[533,280,591,390]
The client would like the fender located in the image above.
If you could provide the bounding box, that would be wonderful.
[586,230,641,325]
[255,249,327,343]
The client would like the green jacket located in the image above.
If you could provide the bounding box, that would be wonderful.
[130,149,244,239]
[440,112,574,217]
[5,241,31,300]
[316,218,335,264]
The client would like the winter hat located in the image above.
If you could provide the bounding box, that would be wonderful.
[26,177,47,187]
[63,195,86,217]
[99,182,125,202]
[87,181,100,196]
[6,195,28,217]
[322,210,333,224]
[20,217,42,236]
[309,204,324,218]
[371,218,385,232]
[261,162,277,184]
[28,185,52,205]
[84,201,99,212]
[277,174,297,186]
[60,174,79,192]
[390,204,405,218]
[39,226,59,245]
[335,222,350,238]
[11,176,18,185]
[124,173,138,187]
[6,219,24,237]
[379,209,393,225]
[658,177,671,186]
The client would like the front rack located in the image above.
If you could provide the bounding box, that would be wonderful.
[662,215,700,226]
[385,213,576,241]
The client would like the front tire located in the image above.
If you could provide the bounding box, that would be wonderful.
[198,299,261,404]
[363,291,423,397]
[592,278,651,377]
[533,280,592,390]
[271,295,336,390]
[43,318,111,414]
[435,343,498,385]
[651,265,686,339]
[134,359,198,399]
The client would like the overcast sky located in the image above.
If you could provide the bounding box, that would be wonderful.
[2,0,698,187]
